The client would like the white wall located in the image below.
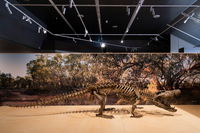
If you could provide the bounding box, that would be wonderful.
[170,34,200,53]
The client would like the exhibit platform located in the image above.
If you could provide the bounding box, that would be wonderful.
[0,105,200,133]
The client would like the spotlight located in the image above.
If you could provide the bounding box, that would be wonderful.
[38,27,42,33]
[73,38,77,43]
[22,15,27,20]
[150,6,160,19]
[5,2,12,14]
[43,29,47,34]
[70,0,73,8]
[89,39,92,42]
[26,18,32,24]
[155,36,158,41]
[184,13,195,24]
[184,17,190,24]
[62,6,66,15]
[22,15,32,24]
[152,36,158,41]
[84,29,88,37]
[126,6,130,16]
[121,40,124,44]
[101,42,106,48]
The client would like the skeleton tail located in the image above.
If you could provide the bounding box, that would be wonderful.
[8,89,89,108]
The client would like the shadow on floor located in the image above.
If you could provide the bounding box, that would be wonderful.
[9,108,179,118]
[176,105,200,118]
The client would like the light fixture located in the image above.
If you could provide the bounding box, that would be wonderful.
[150,6,160,19]
[126,6,130,16]
[84,29,88,37]
[121,40,124,44]
[22,15,26,20]
[78,14,84,18]
[69,0,73,8]
[101,42,106,48]
[89,39,92,42]
[38,27,42,33]
[5,2,12,14]
[155,36,158,41]
[184,13,195,24]
[126,29,129,33]
[112,25,118,28]
[43,29,47,34]
[73,38,77,43]
[22,15,32,24]
[184,17,190,24]
[151,36,158,42]
[62,5,66,15]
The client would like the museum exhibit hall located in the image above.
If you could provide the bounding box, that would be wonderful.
[0,1,200,133]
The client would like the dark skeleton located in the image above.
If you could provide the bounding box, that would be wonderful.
[10,83,181,118]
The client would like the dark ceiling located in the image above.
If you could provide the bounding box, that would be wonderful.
[3,0,200,52]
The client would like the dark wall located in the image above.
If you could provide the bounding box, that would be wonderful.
[0,0,47,50]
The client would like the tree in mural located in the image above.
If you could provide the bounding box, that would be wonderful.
[91,54,200,90]
[26,54,98,90]
[0,72,14,89]
[1,54,200,91]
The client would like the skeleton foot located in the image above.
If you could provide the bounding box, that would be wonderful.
[103,108,115,111]
[96,114,114,119]
[136,107,143,109]
[130,112,143,118]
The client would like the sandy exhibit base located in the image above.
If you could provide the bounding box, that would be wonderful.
[0,105,200,133]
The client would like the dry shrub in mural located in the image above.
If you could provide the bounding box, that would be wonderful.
[0,54,200,105]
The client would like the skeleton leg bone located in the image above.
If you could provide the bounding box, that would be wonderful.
[131,99,143,118]
[93,91,114,118]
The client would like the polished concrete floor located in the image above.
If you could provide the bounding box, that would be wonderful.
[0,105,200,133]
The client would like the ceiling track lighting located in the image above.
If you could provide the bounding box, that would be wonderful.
[5,2,12,14]
[38,27,47,34]
[121,0,145,42]
[150,6,160,19]
[4,0,140,51]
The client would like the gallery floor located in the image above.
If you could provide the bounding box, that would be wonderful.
[0,105,200,133]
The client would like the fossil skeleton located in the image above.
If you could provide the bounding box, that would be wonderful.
[10,83,181,118]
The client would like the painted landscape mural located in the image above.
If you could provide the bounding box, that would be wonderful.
[0,54,200,105]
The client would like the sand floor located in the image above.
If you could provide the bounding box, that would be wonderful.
[0,105,200,133]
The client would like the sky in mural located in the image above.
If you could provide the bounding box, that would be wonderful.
[0,54,36,77]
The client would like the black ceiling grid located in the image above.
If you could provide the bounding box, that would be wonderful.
[1,0,200,52]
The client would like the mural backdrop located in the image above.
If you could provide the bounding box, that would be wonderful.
[0,54,200,105]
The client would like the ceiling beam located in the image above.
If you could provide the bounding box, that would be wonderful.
[95,0,102,39]
[72,0,92,41]
[121,0,145,42]
[48,0,78,35]
[167,24,200,42]
[58,34,159,36]
[13,4,200,8]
